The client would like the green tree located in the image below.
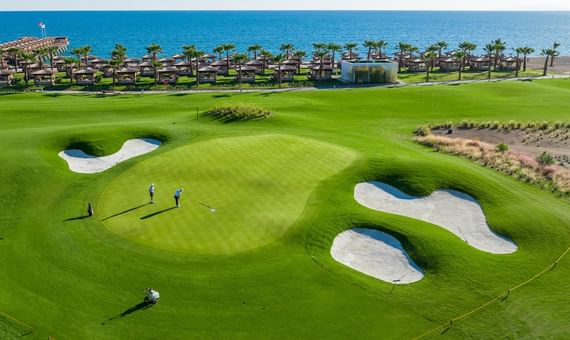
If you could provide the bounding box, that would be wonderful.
[520,47,534,71]
[397,42,411,72]
[6,47,21,71]
[423,51,437,82]
[436,41,448,58]
[146,43,163,61]
[247,44,262,60]
[455,51,466,80]
[541,48,557,76]
[213,46,224,60]
[327,43,342,76]
[550,42,560,66]
[484,43,495,80]
[233,53,248,90]
[271,53,285,88]
[71,47,83,67]
[315,50,328,82]
[279,43,294,59]
[182,45,197,76]
[493,39,506,71]
[151,60,162,85]
[293,50,306,75]
[222,44,236,76]
[109,59,122,87]
[376,40,388,58]
[343,42,358,59]
[363,40,376,60]
[81,45,92,68]
[537,151,555,167]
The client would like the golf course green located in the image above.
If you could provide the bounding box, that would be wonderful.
[1,79,569,339]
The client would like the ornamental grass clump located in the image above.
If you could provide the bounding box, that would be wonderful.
[415,134,570,197]
[205,103,272,122]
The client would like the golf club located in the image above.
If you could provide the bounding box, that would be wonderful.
[199,202,216,213]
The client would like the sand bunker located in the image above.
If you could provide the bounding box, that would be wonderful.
[354,182,517,254]
[331,228,423,284]
[59,138,161,174]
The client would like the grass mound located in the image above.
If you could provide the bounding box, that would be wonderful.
[205,103,272,122]
[99,134,356,254]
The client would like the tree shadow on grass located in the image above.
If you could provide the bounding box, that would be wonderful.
[101,300,153,325]
[63,215,90,222]
[140,207,177,220]
[101,203,148,221]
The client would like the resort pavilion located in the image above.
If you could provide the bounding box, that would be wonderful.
[89,58,108,70]
[54,59,66,72]
[141,54,153,63]
[172,54,185,63]
[174,60,194,76]
[73,68,98,85]
[157,67,179,84]
[0,69,15,86]
[439,58,462,72]
[270,65,296,82]
[116,67,139,85]
[246,59,265,75]
[210,60,229,75]
[406,59,427,72]
[101,65,115,78]
[138,61,155,77]
[309,65,333,81]
[30,69,56,86]
[235,65,257,83]
[469,57,491,71]
[123,58,140,68]
[158,57,175,66]
[197,66,218,84]
[499,57,520,71]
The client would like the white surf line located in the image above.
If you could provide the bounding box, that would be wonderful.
[331,228,424,284]
[58,138,161,174]
[354,182,517,254]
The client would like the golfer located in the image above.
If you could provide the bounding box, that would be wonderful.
[149,183,155,203]
[87,203,94,217]
[174,188,183,208]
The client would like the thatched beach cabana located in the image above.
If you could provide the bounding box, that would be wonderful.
[174,61,193,76]
[407,59,427,72]
[116,67,138,85]
[235,66,257,83]
[210,60,229,75]
[439,58,461,72]
[74,68,97,85]
[123,58,140,68]
[157,67,178,84]
[246,59,265,75]
[271,65,296,82]
[138,61,155,77]
[30,69,56,86]
[0,69,15,86]
[499,57,520,71]
[309,65,333,81]
[469,57,490,71]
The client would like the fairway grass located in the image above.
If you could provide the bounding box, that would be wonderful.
[99,134,357,254]
[0,79,569,339]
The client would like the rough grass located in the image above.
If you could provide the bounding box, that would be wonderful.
[204,103,272,122]
[1,79,570,339]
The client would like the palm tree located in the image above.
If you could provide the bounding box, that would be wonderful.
[541,48,557,76]
[397,42,411,72]
[146,43,163,61]
[222,44,236,76]
[409,46,419,59]
[484,43,495,80]
[111,44,127,61]
[192,50,204,87]
[423,51,437,82]
[436,41,448,58]
[151,60,162,85]
[458,41,477,62]
[279,43,294,59]
[313,43,327,55]
[315,50,328,82]
[376,40,388,58]
[247,44,262,60]
[109,59,122,87]
[46,46,58,70]
[514,47,525,77]
[35,48,48,68]
[455,51,466,80]
[363,40,375,60]
[520,47,534,71]
[63,57,76,83]
[493,41,506,71]
[233,53,248,90]
[81,46,92,68]
[0,49,5,69]
[71,48,83,68]
[426,45,439,72]
[344,42,358,60]
[6,47,21,71]
[550,42,560,66]
[182,45,196,76]
[293,50,306,75]
[327,43,342,76]
[213,46,224,61]
[271,53,285,88]
[19,52,35,85]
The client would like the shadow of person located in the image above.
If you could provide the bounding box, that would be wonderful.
[63,215,90,222]
[101,203,148,221]
[101,300,153,325]
[140,207,177,220]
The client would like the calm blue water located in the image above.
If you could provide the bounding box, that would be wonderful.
[1,11,569,57]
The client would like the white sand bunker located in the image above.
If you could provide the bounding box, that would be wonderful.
[59,138,161,174]
[354,182,517,254]
[331,228,423,284]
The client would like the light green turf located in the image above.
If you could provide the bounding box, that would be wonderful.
[0,79,570,339]
[99,134,357,254]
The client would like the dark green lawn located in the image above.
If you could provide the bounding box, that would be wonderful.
[0,79,569,339]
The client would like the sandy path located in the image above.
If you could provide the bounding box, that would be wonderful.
[354,182,517,254]
[59,138,161,174]
[331,228,423,284]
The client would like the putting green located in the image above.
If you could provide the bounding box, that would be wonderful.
[99,134,357,254]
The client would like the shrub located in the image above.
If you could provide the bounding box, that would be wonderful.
[205,103,272,122]
[414,125,431,136]
[536,152,555,167]
[496,143,509,152]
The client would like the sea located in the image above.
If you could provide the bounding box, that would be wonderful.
[1,11,569,58]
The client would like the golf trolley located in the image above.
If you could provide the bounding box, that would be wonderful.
[144,288,160,304]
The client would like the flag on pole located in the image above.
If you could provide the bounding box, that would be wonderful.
[38,22,46,29]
